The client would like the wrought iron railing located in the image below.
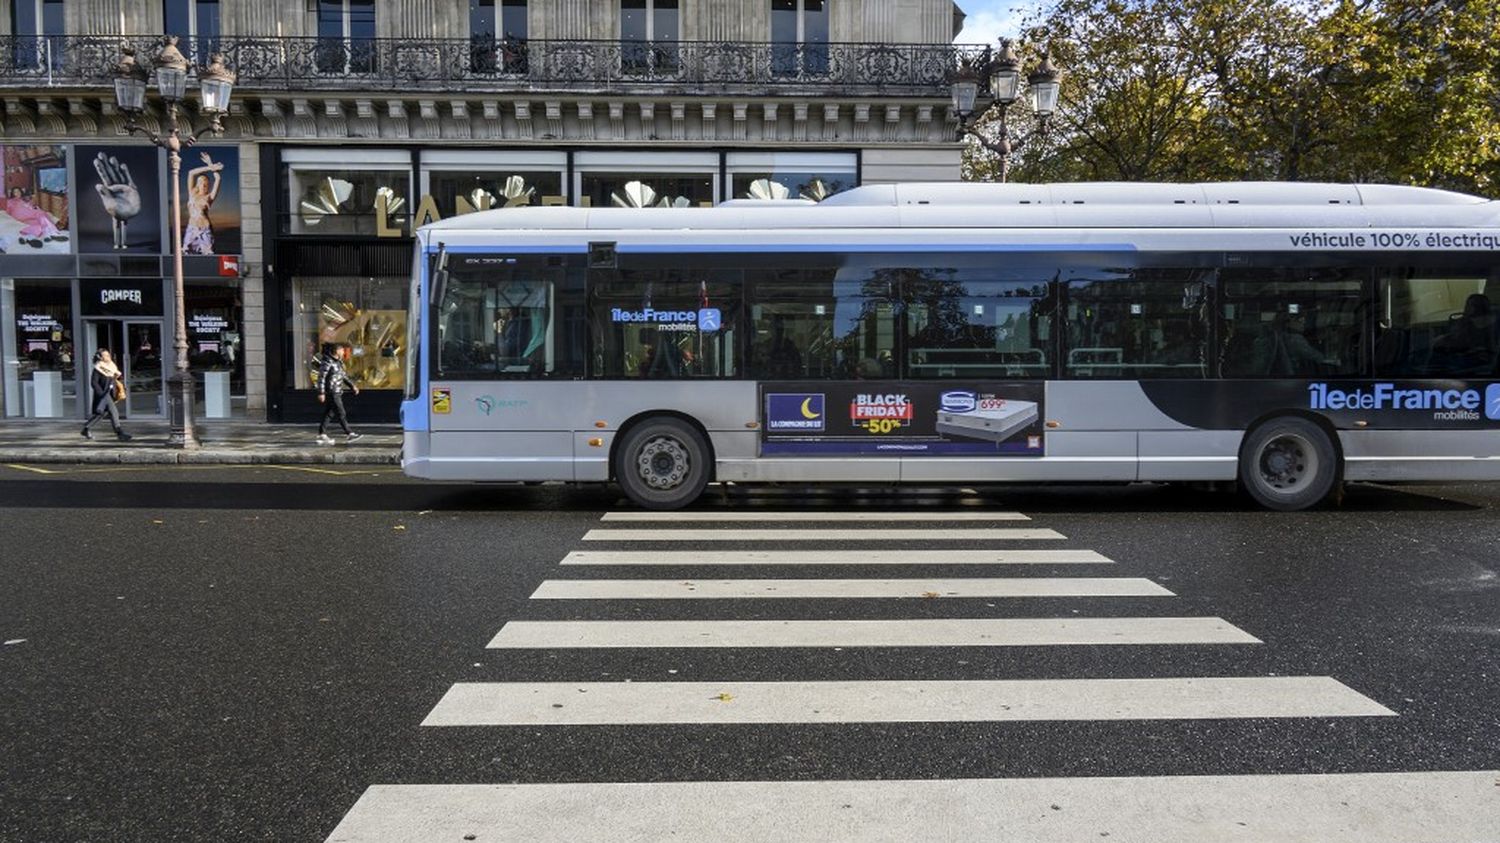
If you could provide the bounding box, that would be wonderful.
[0,35,990,96]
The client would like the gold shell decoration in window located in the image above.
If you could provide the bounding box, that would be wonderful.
[298,176,354,226]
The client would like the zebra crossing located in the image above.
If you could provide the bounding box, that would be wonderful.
[327,504,1496,841]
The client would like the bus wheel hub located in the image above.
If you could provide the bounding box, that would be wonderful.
[639,437,689,490]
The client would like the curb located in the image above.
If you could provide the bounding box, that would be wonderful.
[0,449,400,465]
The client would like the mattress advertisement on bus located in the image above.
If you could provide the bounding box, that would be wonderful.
[760,382,1046,456]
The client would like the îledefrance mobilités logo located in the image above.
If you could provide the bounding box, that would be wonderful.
[766,393,825,431]
[1309,383,1498,422]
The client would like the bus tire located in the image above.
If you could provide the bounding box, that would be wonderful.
[1238,417,1339,512]
[615,417,711,510]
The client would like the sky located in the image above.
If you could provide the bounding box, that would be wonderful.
[954,0,1042,44]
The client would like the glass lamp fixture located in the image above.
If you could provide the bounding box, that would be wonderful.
[949,65,980,118]
[989,40,1021,105]
[1027,52,1062,119]
[198,53,236,116]
[113,47,149,114]
[153,36,190,102]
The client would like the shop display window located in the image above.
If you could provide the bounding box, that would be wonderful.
[185,281,245,417]
[580,174,714,209]
[285,276,408,391]
[425,170,564,215]
[2,278,77,418]
[283,163,410,235]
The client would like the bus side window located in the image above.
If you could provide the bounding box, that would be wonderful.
[1063,269,1209,379]
[1375,271,1498,378]
[1219,268,1367,379]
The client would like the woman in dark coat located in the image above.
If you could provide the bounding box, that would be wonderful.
[82,349,132,441]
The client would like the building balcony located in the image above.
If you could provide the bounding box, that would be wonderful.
[0,36,990,99]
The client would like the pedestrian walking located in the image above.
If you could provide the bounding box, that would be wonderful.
[81,349,132,441]
[316,343,362,445]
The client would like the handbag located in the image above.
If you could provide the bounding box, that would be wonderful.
[112,378,127,402]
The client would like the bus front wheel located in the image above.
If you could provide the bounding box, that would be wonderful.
[1239,417,1340,511]
[615,417,711,510]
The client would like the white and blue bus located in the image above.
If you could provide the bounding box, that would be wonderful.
[398,181,1500,510]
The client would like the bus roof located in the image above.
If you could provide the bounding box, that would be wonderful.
[421,181,1500,239]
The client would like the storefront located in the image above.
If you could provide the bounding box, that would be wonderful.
[261,145,861,422]
[0,142,248,421]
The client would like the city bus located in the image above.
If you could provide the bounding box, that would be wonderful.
[398,181,1500,510]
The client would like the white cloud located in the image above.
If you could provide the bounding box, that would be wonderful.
[953,1,1040,44]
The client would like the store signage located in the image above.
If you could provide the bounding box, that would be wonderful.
[17,313,61,334]
[79,279,162,317]
[219,255,240,277]
[189,313,230,335]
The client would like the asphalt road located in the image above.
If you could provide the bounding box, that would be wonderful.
[2,467,1498,840]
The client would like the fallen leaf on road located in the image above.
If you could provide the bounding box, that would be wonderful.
[921,591,941,599]
[151,519,164,525]
[3,639,25,646]
[713,692,734,702]
[393,525,407,531]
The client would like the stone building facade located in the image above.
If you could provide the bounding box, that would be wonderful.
[0,0,979,422]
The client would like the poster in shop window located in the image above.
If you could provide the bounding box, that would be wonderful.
[760,381,1047,456]
[177,145,241,256]
[0,144,70,254]
[75,144,163,254]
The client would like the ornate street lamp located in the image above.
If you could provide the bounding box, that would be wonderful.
[112,37,235,448]
[951,39,1062,183]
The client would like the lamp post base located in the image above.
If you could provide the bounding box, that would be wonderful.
[166,369,198,449]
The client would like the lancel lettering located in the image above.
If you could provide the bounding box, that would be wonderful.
[100,289,144,305]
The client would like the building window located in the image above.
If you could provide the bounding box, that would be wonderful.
[185,281,245,418]
[10,0,64,71]
[470,0,527,74]
[621,0,679,73]
[282,150,411,236]
[316,0,377,75]
[1,279,77,418]
[575,152,718,209]
[163,0,220,60]
[771,0,829,77]
[726,152,857,202]
[285,276,407,391]
[420,150,567,220]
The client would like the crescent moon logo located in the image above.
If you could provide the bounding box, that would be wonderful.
[800,397,820,419]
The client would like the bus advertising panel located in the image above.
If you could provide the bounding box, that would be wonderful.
[760,382,1046,456]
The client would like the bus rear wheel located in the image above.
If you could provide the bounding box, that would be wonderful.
[615,417,710,510]
[1239,417,1340,511]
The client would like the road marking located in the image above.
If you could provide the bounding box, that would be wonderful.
[2,464,58,474]
[530,577,1172,600]
[327,771,1497,842]
[422,676,1392,726]
[0,463,397,477]
[601,510,1030,522]
[582,528,1065,542]
[560,549,1113,565]
[486,617,1258,648]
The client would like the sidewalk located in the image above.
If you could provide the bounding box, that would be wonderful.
[0,420,402,465]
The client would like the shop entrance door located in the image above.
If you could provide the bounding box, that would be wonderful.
[84,320,165,419]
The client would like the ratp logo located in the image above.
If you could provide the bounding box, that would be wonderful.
[1487,384,1500,421]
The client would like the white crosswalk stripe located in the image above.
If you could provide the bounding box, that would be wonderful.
[583,527,1066,541]
[600,510,1031,522]
[423,677,1394,726]
[330,504,1418,841]
[530,577,1172,599]
[562,548,1112,565]
[328,772,1500,842]
[486,616,1256,648]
